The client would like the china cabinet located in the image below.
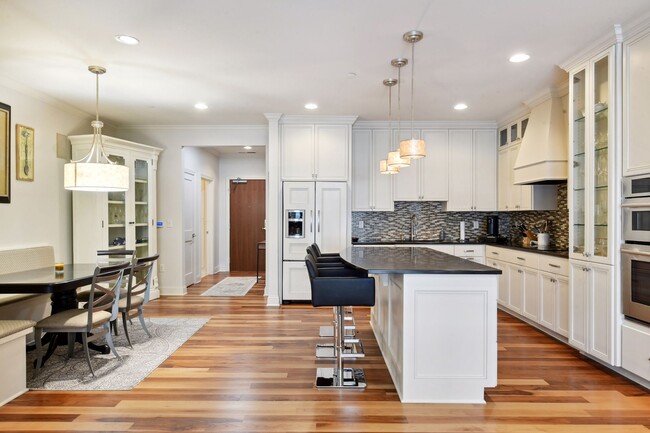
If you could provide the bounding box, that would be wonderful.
[569,47,616,265]
[352,129,393,211]
[69,135,162,264]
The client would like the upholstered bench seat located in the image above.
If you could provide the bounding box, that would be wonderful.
[0,320,36,406]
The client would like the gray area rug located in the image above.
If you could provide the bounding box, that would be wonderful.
[200,277,256,296]
[26,317,209,391]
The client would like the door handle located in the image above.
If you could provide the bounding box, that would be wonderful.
[310,210,313,233]
[192,233,196,238]
[317,210,321,233]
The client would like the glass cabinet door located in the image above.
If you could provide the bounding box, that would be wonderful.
[571,69,587,256]
[134,158,150,259]
[107,154,127,251]
[592,55,609,259]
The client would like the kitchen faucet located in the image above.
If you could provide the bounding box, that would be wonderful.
[410,214,418,241]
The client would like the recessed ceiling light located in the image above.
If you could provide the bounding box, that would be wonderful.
[114,35,139,45]
[509,53,530,63]
[454,103,468,110]
[194,102,208,110]
[347,72,357,79]
[304,103,318,110]
[243,146,252,150]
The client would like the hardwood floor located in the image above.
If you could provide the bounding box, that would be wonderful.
[2,272,649,432]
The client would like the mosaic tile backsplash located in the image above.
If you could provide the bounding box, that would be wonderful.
[352,185,569,250]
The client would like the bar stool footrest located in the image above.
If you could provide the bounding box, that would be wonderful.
[315,367,366,389]
[316,341,365,359]
[319,325,356,338]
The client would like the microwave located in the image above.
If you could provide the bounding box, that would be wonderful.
[622,197,650,244]
[623,174,650,199]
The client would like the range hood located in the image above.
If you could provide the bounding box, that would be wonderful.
[513,96,567,185]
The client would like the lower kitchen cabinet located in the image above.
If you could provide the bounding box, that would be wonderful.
[622,319,650,381]
[282,261,311,301]
[539,272,570,337]
[522,267,540,322]
[569,260,618,365]
[488,258,508,306]
[507,263,524,314]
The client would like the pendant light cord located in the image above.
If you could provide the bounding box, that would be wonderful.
[397,65,401,151]
[410,40,415,139]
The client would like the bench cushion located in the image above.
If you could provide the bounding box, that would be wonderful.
[0,320,36,340]
[0,246,55,275]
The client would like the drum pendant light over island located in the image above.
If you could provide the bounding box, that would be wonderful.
[380,78,400,174]
[64,66,129,192]
[400,30,426,160]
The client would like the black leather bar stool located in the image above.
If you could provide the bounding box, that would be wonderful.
[306,246,363,354]
[305,254,375,389]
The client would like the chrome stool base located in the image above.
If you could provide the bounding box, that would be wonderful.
[315,367,367,389]
[316,340,364,359]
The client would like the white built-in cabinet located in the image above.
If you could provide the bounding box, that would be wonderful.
[281,124,349,181]
[623,27,650,176]
[69,135,162,264]
[622,319,650,382]
[393,129,449,201]
[487,246,569,338]
[497,143,557,211]
[351,129,394,211]
[569,261,617,365]
[447,129,497,211]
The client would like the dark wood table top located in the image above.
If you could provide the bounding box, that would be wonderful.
[0,264,99,294]
[339,246,502,275]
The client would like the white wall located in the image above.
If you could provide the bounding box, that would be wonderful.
[0,80,91,261]
[182,147,220,278]
[116,126,267,295]
[217,153,266,271]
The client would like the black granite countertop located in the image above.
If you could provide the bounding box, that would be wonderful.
[339,246,502,275]
[351,239,569,259]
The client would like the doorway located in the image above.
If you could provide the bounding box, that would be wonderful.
[183,170,196,287]
[200,176,214,278]
[229,179,266,272]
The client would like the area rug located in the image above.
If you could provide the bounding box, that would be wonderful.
[26,317,209,391]
[200,277,256,296]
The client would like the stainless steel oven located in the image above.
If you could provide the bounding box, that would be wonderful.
[621,243,650,324]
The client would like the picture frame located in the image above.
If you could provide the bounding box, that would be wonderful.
[0,102,10,203]
[16,124,34,181]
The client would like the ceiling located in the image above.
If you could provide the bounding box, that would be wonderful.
[1,0,649,127]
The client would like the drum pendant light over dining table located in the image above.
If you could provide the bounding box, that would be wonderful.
[64,66,129,192]
[399,30,426,160]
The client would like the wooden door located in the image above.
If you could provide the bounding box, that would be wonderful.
[230,179,266,272]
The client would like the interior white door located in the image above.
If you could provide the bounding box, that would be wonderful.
[315,182,348,254]
[183,171,196,287]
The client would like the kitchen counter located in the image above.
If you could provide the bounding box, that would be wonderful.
[352,240,569,259]
[340,246,501,274]
[346,245,499,404]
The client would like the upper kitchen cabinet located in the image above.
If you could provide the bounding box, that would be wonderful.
[281,123,351,181]
[623,27,650,176]
[352,129,394,211]
[69,135,162,264]
[498,116,529,148]
[569,47,617,265]
[447,129,497,211]
[393,129,449,201]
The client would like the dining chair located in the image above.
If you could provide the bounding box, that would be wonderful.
[76,250,135,304]
[117,254,159,347]
[33,261,129,377]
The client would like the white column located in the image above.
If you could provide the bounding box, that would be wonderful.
[264,113,282,306]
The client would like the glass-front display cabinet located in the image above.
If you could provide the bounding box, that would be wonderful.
[69,135,162,265]
[569,47,615,265]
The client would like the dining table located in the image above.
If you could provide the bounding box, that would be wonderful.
[0,263,123,364]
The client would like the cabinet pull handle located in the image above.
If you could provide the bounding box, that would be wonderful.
[102,220,104,228]
[129,221,135,225]
[492,262,497,266]
[621,248,650,257]
[317,210,321,233]
[310,210,313,233]
[465,249,474,253]
[491,251,499,255]
[549,264,561,268]
[518,269,523,274]
[516,256,525,261]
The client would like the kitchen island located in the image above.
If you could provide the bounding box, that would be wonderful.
[340,246,501,403]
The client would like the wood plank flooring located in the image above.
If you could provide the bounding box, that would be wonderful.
[1,272,649,432]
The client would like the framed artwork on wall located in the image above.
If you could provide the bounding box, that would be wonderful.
[16,124,34,181]
[0,102,10,203]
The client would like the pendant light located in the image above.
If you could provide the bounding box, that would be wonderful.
[380,78,399,175]
[64,66,129,192]
[399,30,426,159]
[387,58,410,169]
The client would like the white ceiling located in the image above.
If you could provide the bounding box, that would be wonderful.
[1,0,649,127]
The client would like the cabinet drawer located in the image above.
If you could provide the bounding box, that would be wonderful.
[453,245,484,257]
[426,245,455,255]
[486,246,508,261]
[538,256,569,276]
[622,320,650,381]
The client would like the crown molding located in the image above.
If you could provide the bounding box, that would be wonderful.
[279,114,358,125]
[117,124,268,131]
[621,10,650,42]
[560,24,623,72]
[496,105,530,128]
[352,120,497,130]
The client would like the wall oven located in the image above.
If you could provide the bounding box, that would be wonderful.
[621,244,650,324]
